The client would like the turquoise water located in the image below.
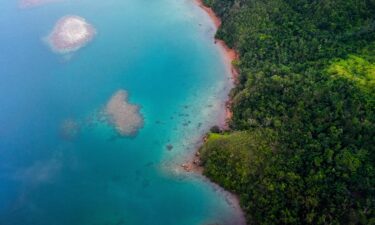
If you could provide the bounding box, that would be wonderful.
[0,0,243,224]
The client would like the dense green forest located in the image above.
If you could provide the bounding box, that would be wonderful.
[199,0,375,224]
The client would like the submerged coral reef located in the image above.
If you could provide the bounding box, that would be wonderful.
[105,90,144,137]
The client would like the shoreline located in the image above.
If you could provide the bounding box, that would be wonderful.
[181,0,238,172]
[195,0,239,80]
[181,0,240,173]
[195,0,239,125]
[180,1,246,224]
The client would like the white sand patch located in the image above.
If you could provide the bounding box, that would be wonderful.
[105,90,144,137]
[19,0,61,8]
[46,15,96,54]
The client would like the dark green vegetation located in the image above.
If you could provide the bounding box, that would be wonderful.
[200,0,375,224]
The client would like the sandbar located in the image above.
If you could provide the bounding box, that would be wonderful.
[46,15,96,54]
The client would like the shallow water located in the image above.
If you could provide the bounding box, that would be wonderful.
[0,0,242,224]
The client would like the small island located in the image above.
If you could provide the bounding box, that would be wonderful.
[46,16,96,54]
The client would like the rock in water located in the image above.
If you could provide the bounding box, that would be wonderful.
[166,144,173,151]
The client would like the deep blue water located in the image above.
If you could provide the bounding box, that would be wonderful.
[0,0,243,224]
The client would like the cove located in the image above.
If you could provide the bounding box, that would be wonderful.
[0,0,244,224]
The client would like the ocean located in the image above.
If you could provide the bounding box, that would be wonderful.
[0,0,243,224]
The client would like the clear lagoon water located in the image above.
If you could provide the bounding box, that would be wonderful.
[0,0,244,224]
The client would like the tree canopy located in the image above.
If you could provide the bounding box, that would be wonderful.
[200,0,375,224]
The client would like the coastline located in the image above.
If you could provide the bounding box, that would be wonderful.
[195,0,239,80]
[178,0,240,173]
[195,0,239,125]
[181,0,239,173]
[179,1,246,224]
